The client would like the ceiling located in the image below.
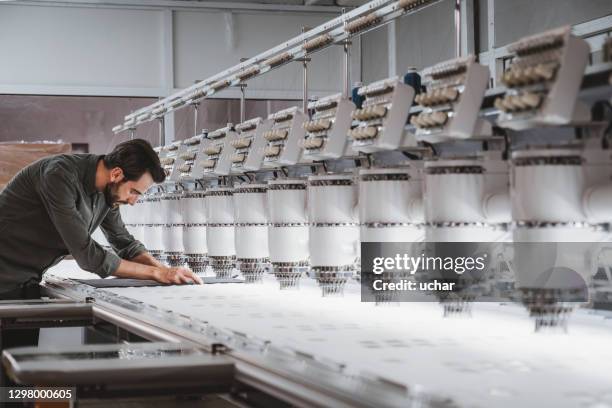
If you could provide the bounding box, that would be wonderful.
[168,0,369,7]
[3,0,372,14]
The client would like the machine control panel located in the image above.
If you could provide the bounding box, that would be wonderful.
[200,124,236,177]
[263,106,307,167]
[302,93,356,160]
[412,56,491,142]
[158,141,183,181]
[230,117,273,173]
[349,76,414,153]
[494,26,590,130]
[173,135,204,180]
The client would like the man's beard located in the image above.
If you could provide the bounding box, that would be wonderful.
[103,182,128,208]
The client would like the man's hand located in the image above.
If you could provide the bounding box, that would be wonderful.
[114,259,203,285]
[154,266,204,285]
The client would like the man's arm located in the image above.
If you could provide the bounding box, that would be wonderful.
[39,167,201,284]
[130,251,164,268]
[100,207,175,270]
[114,259,202,285]
[99,206,150,263]
[39,166,120,277]
[100,205,201,283]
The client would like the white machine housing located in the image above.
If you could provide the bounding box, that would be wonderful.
[200,124,237,178]
[495,26,591,130]
[412,55,491,142]
[263,107,307,167]
[158,141,182,182]
[423,152,511,243]
[230,117,273,173]
[511,144,612,225]
[302,93,356,160]
[349,76,415,153]
[359,165,425,243]
[173,135,204,181]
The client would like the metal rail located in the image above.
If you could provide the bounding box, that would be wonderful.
[112,0,444,135]
[41,276,446,408]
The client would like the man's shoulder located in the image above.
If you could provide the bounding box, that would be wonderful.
[39,154,95,176]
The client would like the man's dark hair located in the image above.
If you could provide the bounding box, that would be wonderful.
[103,139,166,183]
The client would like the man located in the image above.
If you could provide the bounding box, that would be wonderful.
[0,138,203,301]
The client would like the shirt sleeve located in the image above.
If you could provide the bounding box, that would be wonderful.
[38,165,120,278]
[99,207,147,261]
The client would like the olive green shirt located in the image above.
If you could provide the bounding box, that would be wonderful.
[0,154,146,294]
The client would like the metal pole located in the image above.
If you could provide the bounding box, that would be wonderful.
[302,26,309,114]
[239,84,247,123]
[158,117,166,146]
[303,59,309,113]
[193,103,199,137]
[486,0,496,86]
[129,128,135,140]
[387,20,397,77]
[343,40,351,99]
[341,8,350,99]
[455,0,461,57]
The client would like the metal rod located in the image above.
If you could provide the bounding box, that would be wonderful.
[342,8,350,99]
[193,103,199,137]
[115,0,446,132]
[129,128,135,140]
[343,40,351,99]
[342,8,351,98]
[92,306,188,344]
[239,84,247,123]
[301,26,309,114]
[455,0,461,57]
[158,117,166,146]
[303,59,309,114]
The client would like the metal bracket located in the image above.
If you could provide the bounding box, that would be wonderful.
[0,299,93,330]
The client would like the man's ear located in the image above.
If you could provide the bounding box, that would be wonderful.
[109,167,125,183]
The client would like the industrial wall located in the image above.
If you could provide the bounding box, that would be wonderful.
[0,2,355,152]
[1,0,610,153]
[172,10,361,98]
[0,96,299,153]
[0,96,159,154]
[361,0,612,83]
[0,3,357,99]
[490,0,612,47]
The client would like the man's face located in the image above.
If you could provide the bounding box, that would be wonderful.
[104,168,154,208]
